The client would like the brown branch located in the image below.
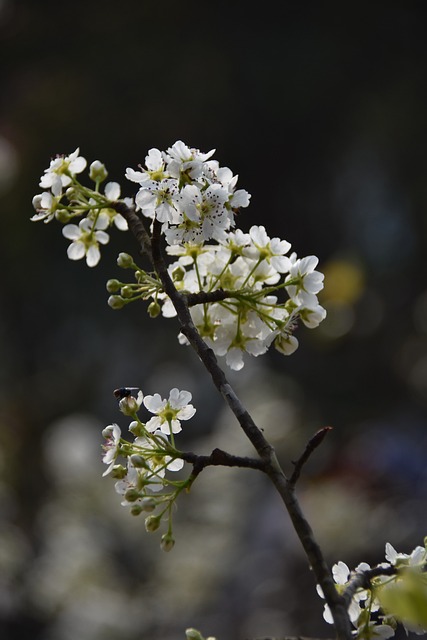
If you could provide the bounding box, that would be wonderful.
[181,447,266,482]
[113,202,153,261]
[289,427,333,486]
[185,289,240,306]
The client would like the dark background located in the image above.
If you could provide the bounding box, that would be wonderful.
[1,1,427,638]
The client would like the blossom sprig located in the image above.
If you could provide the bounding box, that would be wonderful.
[31,142,327,366]
[318,541,427,639]
[126,140,251,244]
[102,387,196,549]
[32,149,130,266]
[156,225,326,370]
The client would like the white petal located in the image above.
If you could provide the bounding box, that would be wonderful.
[143,393,165,413]
[86,245,101,267]
[95,230,110,245]
[62,224,81,240]
[104,181,121,200]
[67,241,86,261]
[166,457,184,471]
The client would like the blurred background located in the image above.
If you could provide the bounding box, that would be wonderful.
[1,0,427,638]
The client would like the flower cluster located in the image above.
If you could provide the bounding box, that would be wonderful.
[113,224,326,370]
[126,140,251,244]
[31,149,129,266]
[318,542,427,639]
[32,142,327,367]
[102,387,196,551]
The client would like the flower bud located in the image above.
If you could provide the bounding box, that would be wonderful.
[147,301,161,318]
[121,285,135,298]
[140,497,157,512]
[117,252,135,269]
[171,265,186,282]
[160,533,175,552]
[119,392,142,416]
[106,279,121,293]
[129,454,148,469]
[145,514,161,532]
[124,487,140,502]
[89,160,108,183]
[130,504,144,516]
[108,295,125,309]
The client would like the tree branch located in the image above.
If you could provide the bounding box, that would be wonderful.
[185,289,241,306]
[121,211,353,640]
[289,427,333,486]
[181,447,266,486]
[113,202,153,262]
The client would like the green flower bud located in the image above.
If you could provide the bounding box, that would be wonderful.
[124,488,140,503]
[130,504,144,516]
[147,301,161,318]
[117,252,135,269]
[145,514,161,532]
[160,533,175,552]
[171,265,186,282]
[129,454,148,469]
[89,160,108,183]
[106,279,121,293]
[121,285,135,298]
[108,295,125,309]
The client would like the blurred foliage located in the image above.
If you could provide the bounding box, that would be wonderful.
[1,0,427,638]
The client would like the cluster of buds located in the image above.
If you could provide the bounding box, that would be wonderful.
[102,387,196,550]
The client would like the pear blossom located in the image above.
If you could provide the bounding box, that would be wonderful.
[135,178,179,223]
[62,217,109,267]
[163,140,215,181]
[244,225,292,273]
[385,542,427,566]
[39,147,87,192]
[94,181,129,230]
[285,254,325,305]
[102,423,122,476]
[143,388,196,434]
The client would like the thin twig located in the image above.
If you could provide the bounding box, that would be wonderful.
[289,427,333,486]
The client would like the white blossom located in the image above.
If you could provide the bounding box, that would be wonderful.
[62,217,109,267]
[143,388,196,434]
